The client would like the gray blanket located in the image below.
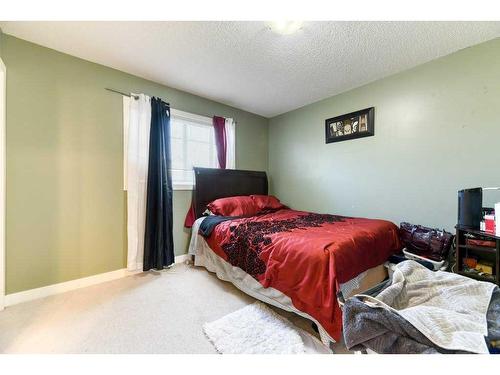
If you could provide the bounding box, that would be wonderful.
[343,265,500,354]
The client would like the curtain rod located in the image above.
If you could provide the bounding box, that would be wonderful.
[105,88,234,122]
[105,88,170,105]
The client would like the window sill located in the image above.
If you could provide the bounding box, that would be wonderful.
[173,183,194,191]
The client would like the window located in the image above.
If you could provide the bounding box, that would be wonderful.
[123,99,222,191]
[170,109,218,189]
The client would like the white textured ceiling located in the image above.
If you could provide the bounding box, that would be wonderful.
[1,21,499,117]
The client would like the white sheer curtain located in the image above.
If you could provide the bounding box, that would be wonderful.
[225,118,236,169]
[126,94,151,271]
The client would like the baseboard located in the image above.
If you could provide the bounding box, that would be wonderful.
[174,253,190,264]
[4,254,191,307]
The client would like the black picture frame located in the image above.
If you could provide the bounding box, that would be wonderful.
[325,107,374,144]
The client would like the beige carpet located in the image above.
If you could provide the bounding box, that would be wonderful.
[0,262,351,354]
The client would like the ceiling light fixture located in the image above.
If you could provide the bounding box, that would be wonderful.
[269,20,303,35]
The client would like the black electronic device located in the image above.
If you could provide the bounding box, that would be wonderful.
[458,187,483,229]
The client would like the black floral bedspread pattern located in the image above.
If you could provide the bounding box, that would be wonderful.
[221,213,346,278]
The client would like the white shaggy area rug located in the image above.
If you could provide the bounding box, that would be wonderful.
[203,302,332,354]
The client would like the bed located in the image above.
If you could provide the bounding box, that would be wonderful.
[188,167,401,345]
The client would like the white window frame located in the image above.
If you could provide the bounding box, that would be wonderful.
[170,109,216,191]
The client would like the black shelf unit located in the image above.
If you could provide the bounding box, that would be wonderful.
[455,225,500,285]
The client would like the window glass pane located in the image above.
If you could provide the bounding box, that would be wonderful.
[169,111,218,186]
[187,123,212,142]
[170,169,184,183]
[211,144,218,168]
[171,169,193,184]
[182,170,193,184]
[170,119,184,139]
[187,141,211,168]
[171,138,184,170]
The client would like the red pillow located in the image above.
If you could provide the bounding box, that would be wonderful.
[207,196,259,217]
[250,195,285,211]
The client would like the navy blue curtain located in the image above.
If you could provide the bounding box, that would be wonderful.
[143,97,175,271]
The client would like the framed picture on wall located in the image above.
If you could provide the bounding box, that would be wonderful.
[325,107,374,143]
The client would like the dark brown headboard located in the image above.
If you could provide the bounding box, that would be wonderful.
[193,167,268,218]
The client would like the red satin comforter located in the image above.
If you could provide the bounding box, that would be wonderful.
[204,208,401,341]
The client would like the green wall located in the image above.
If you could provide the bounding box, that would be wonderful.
[269,38,500,233]
[2,34,268,294]
[4,31,500,295]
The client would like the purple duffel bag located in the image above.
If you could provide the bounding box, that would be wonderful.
[399,222,454,261]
